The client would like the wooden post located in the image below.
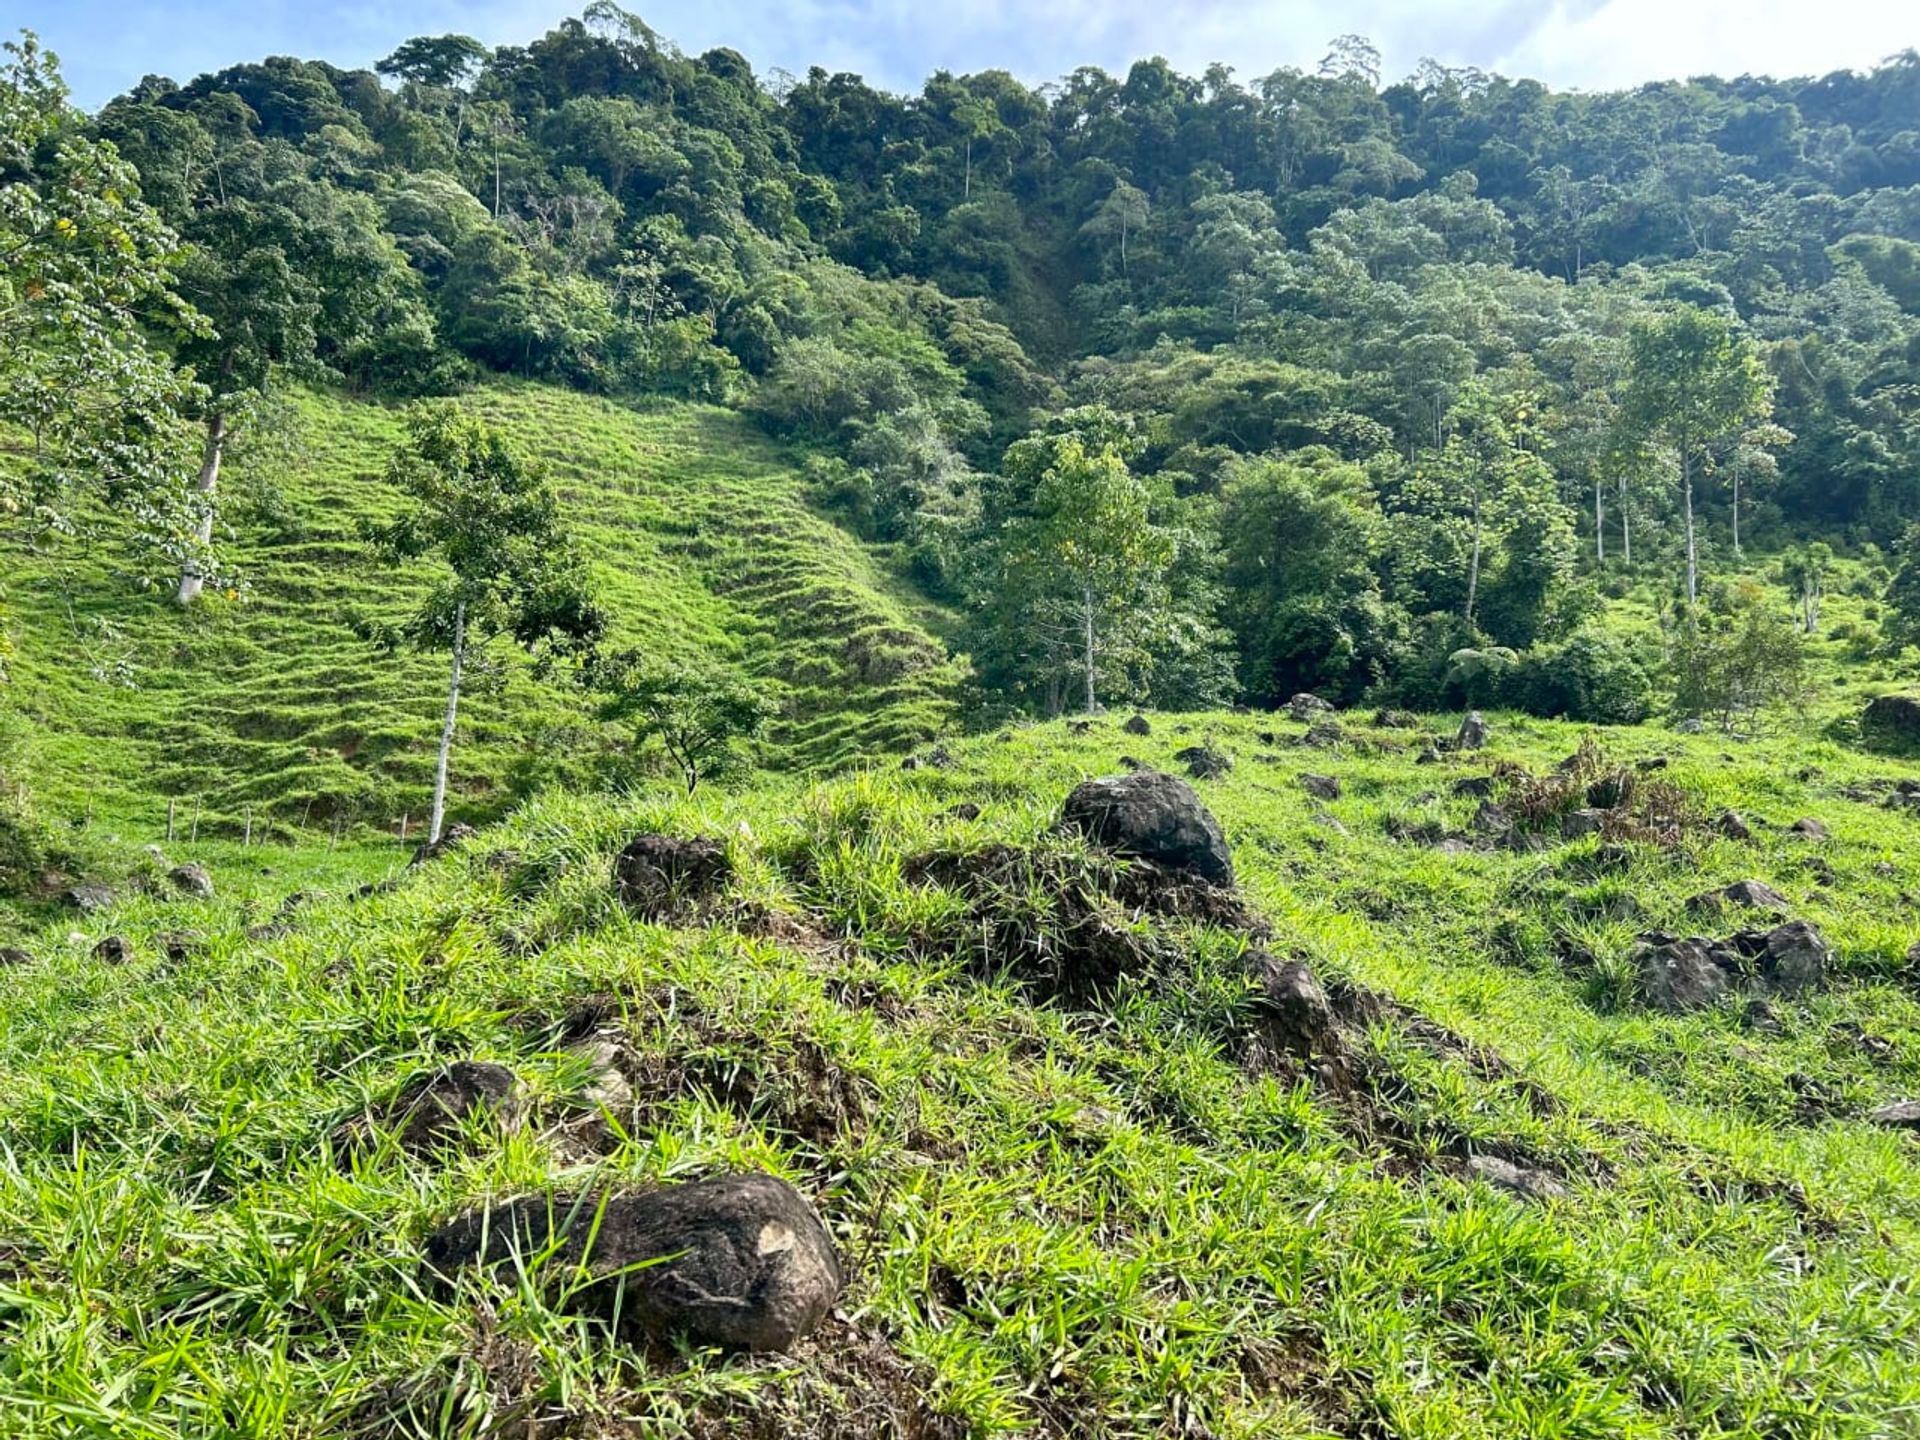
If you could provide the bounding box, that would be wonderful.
[399,813,410,846]
[190,797,201,843]
[166,797,176,844]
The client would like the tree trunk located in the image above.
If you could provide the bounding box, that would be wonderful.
[1681,451,1698,615]
[964,137,972,201]
[1465,481,1483,628]
[429,601,466,844]
[1595,477,1605,564]
[1619,474,1631,563]
[1732,469,1741,558]
[1082,585,1097,715]
[175,409,227,605]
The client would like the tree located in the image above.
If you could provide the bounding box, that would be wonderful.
[1669,586,1807,732]
[969,409,1176,714]
[367,404,604,841]
[377,35,489,89]
[594,653,776,792]
[1619,306,1774,611]
[1781,542,1830,634]
[0,33,203,560]
[1081,178,1149,279]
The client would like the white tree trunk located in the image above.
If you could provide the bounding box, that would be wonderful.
[1731,470,1741,558]
[1465,481,1483,627]
[1682,451,1698,613]
[1619,474,1631,563]
[429,601,465,844]
[1082,585,1097,715]
[1595,477,1604,564]
[175,410,227,605]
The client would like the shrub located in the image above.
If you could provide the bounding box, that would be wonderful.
[1503,629,1654,724]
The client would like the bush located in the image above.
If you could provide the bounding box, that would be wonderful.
[1503,629,1654,724]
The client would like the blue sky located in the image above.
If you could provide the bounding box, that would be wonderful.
[13,0,1918,112]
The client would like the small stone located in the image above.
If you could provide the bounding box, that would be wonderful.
[92,935,134,964]
[1310,810,1350,836]
[166,863,214,900]
[1372,708,1419,729]
[1300,773,1341,801]
[1760,919,1828,995]
[1868,1100,1920,1130]
[63,883,116,915]
[1466,1154,1568,1201]
[1122,714,1152,736]
[1717,810,1753,841]
[1451,776,1495,799]
[1561,808,1609,840]
[1637,936,1730,1013]
[0,946,31,967]
[569,1038,633,1113]
[1676,718,1705,734]
[946,802,982,822]
[1689,879,1790,915]
[1415,747,1441,765]
[1788,818,1829,839]
[1246,951,1341,1061]
[1173,744,1233,780]
[391,1061,526,1151]
[1288,693,1334,722]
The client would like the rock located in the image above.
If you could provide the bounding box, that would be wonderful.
[1466,1154,1568,1202]
[1636,936,1731,1013]
[159,932,203,964]
[899,744,955,772]
[1117,754,1144,771]
[1636,756,1671,772]
[1172,744,1233,780]
[1373,708,1419,729]
[1717,810,1753,842]
[945,802,982,822]
[1304,719,1344,749]
[1310,810,1350,837]
[62,883,116,915]
[1869,1100,1920,1130]
[166,863,214,900]
[1742,998,1782,1035]
[1675,718,1704,734]
[1451,776,1495,799]
[1561,808,1609,840]
[391,1061,526,1151]
[1688,879,1790,915]
[0,946,31,967]
[1758,919,1829,995]
[92,935,134,964]
[1585,773,1632,810]
[1861,694,1920,754]
[1245,951,1341,1062]
[1059,770,1235,887]
[424,1173,842,1352]
[245,923,290,943]
[1471,800,1511,835]
[1067,718,1092,735]
[1288,693,1334,722]
[614,834,731,919]
[1300,773,1341,802]
[1788,818,1828,839]
[568,1038,633,1113]
[1415,746,1442,766]
[1456,712,1490,750]
[1122,714,1152,736]
[410,822,477,866]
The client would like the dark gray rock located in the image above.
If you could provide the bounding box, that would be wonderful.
[615,834,731,919]
[424,1173,842,1352]
[1172,744,1233,780]
[167,863,214,900]
[410,822,477,866]
[1472,800,1511,835]
[1372,708,1419,729]
[1788,818,1829,839]
[1456,711,1490,749]
[945,802,982,822]
[1561,808,1609,840]
[1310,810,1350,837]
[1122,714,1152,736]
[1688,879,1790,915]
[92,935,133,964]
[1451,776,1496,799]
[1245,951,1340,1062]
[1758,919,1829,995]
[1717,810,1754,842]
[1304,719,1344,749]
[1288,693,1334,722]
[1637,936,1730,1012]
[63,883,116,915]
[1060,770,1235,887]
[1300,773,1341,801]
[391,1061,526,1151]
[0,946,31,967]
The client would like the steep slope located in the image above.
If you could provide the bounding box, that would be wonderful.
[4,382,962,837]
[1,710,1917,1436]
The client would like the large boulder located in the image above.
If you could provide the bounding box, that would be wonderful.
[1636,936,1731,1013]
[1059,770,1235,887]
[1288,693,1335,723]
[1122,714,1152,737]
[614,834,731,919]
[1862,694,1920,754]
[1756,919,1829,995]
[1456,711,1490,750]
[424,1173,842,1352]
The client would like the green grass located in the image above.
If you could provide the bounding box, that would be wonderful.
[2,708,1918,1437]
[2,381,962,845]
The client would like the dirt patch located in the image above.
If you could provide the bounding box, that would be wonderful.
[683,1320,965,1440]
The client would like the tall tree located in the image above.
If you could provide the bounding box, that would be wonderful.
[1619,306,1773,612]
[367,404,604,841]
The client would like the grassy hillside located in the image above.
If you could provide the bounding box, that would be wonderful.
[3,382,962,841]
[2,709,1918,1437]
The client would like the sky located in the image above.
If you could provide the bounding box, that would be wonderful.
[11,0,1918,112]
